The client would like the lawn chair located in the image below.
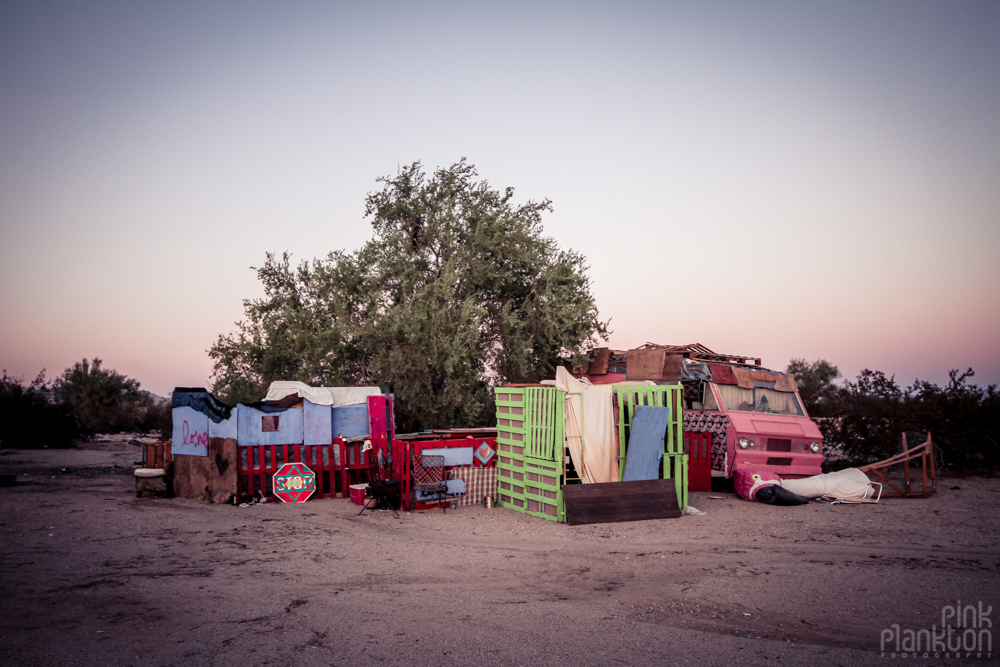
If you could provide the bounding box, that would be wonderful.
[413,454,448,512]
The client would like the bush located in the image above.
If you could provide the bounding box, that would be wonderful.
[816,367,1000,471]
[53,358,150,435]
[0,371,77,448]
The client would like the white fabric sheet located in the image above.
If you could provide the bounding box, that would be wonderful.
[549,368,655,484]
[552,367,617,484]
[780,467,876,500]
[264,381,380,407]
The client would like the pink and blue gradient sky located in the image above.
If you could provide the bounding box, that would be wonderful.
[2,1,998,397]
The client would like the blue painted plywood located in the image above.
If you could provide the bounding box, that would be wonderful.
[208,405,238,439]
[237,405,304,446]
[622,405,670,481]
[173,406,209,457]
[331,403,370,439]
[303,400,332,445]
[422,447,474,467]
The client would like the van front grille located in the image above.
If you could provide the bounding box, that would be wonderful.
[767,438,792,452]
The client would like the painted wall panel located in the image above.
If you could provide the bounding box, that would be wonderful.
[172,405,209,457]
[237,405,304,446]
[331,403,369,439]
[367,395,394,442]
[208,405,239,439]
[303,400,332,446]
[422,447,474,467]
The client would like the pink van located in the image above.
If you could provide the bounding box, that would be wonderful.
[685,368,823,480]
[580,344,823,483]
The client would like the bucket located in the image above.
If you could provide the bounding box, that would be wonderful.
[483,495,494,509]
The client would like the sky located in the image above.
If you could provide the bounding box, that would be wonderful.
[1,1,998,398]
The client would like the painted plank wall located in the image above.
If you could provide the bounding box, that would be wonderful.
[209,405,239,439]
[331,403,369,439]
[303,400,332,446]
[237,405,304,446]
[172,406,209,457]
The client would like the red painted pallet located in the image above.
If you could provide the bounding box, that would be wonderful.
[239,441,346,500]
[391,437,497,511]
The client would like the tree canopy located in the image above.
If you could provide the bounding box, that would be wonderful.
[786,358,841,414]
[209,160,609,429]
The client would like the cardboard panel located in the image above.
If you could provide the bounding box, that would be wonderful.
[587,347,611,375]
[731,366,755,389]
[173,437,238,501]
[625,349,682,381]
[172,406,209,457]
[626,348,665,380]
[303,400,332,446]
[662,354,683,381]
[773,373,798,392]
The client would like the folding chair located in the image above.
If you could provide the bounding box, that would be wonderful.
[413,454,448,512]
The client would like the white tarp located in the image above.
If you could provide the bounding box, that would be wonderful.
[780,467,878,500]
[264,381,380,407]
[551,367,617,484]
[548,367,655,484]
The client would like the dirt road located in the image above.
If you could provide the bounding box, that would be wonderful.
[1,441,997,666]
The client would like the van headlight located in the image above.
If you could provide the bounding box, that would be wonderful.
[809,442,820,453]
[738,437,749,449]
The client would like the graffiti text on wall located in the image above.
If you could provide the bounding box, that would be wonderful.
[182,420,208,450]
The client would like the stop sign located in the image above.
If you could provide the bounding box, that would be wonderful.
[272,462,316,503]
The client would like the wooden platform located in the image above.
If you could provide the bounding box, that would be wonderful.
[562,479,681,525]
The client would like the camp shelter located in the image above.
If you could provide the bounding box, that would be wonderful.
[235,382,381,499]
[495,376,687,523]
[169,383,383,501]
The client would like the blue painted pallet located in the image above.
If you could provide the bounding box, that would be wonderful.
[622,405,670,481]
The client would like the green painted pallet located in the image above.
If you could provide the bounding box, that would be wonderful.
[495,383,687,522]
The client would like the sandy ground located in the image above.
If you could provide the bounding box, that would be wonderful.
[1,438,997,667]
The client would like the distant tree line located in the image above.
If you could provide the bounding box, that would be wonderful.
[0,358,170,448]
[788,359,1000,470]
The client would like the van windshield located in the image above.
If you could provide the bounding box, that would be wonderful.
[716,385,804,416]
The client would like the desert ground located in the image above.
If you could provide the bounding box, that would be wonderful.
[1,437,997,667]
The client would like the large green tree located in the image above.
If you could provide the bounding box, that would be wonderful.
[210,160,608,428]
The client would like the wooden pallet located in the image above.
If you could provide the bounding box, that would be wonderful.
[562,479,681,525]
